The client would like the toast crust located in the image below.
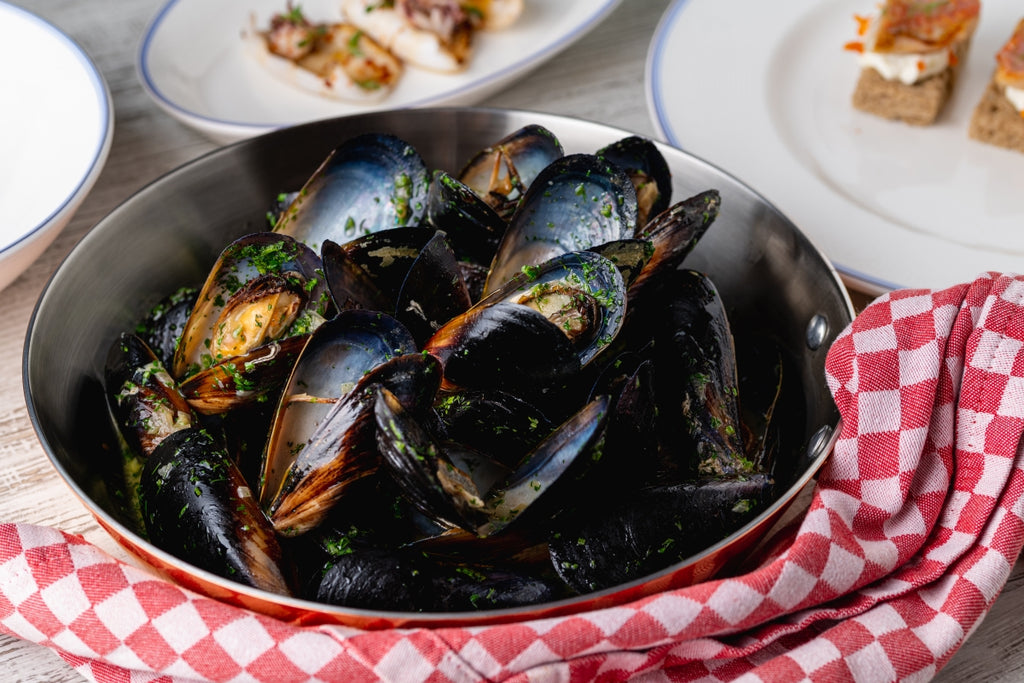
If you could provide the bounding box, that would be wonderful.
[969,77,1024,154]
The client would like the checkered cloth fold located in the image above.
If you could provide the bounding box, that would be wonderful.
[4,272,1024,682]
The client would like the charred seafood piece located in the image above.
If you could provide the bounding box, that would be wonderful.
[273,133,430,249]
[171,232,329,413]
[376,387,512,530]
[323,227,472,346]
[140,427,291,595]
[105,333,197,528]
[426,170,507,268]
[483,154,638,296]
[597,136,672,229]
[629,190,721,298]
[549,474,774,594]
[268,352,442,536]
[258,310,417,508]
[457,124,564,221]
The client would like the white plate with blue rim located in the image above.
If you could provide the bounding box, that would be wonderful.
[138,0,622,145]
[646,0,1024,295]
[0,1,113,293]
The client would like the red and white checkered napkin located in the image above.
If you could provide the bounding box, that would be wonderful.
[5,271,1024,682]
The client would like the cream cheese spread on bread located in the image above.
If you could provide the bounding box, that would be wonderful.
[858,48,949,84]
[1005,86,1024,113]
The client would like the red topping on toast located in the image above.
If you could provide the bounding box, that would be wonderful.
[872,0,979,53]
[995,18,1024,90]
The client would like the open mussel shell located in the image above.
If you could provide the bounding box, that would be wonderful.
[477,395,611,537]
[394,230,473,347]
[323,227,434,312]
[548,474,775,594]
[483,153,638,295]
[479,250,627,367]
[434,389,554,469]
[424,300,580,402]
[597,135,672,228]
[171,232,329,392]
[268,352,442,536]
[105,333,197,530]
[323,228,471,347]
[629,189,721,297]
[375,387,509,531]
[457,123,564,220]
[588,238,654,288]
[273,133,430,249]
[259,310,417,509]
[139,427,291,595]
[105,333,196,460]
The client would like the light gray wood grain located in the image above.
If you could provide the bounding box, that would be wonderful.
[1,0,1019,680]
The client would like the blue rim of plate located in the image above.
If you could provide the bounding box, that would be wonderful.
[645,0,900,294]
[137,0,623,136]
[0,1,113,260]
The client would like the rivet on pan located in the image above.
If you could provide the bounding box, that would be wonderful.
[806,314,829,350]
[807,424,834,461]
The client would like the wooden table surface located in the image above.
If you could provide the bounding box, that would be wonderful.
[3,0,1022,680]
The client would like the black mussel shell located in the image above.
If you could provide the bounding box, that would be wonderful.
[424,301,582,401]
[134,287,198,369]
[268,352,442,536]
[140,427,291,595]
[588,238,654,288]
[426,170,507,267]
[434,389,554,468]
[479,250,627,368]
[597,135,672,228]
[394,230,472,347]
[274,133,430,249]
[477,395,611,537]
[376,387,507,531]
[105,333,197,532]
[316,548,430,610]
[171,232,329,384]
[177,335,309,415]
[457,124,564,220]
[259,310,417,508]
[629,190,721,298]
[549,474,774,594]
[484,154,638,296]
[323,227,434,312]
[321,239,393,313]
[105,333,196,460]
[429,563,561,611]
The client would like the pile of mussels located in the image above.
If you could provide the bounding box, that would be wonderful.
[104,125,787,612]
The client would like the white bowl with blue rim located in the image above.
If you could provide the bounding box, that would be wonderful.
[0,2,113,293]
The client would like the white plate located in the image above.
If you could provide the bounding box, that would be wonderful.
[138,0,621,144]
[647,0,1024,293]
[0,2,112,293]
